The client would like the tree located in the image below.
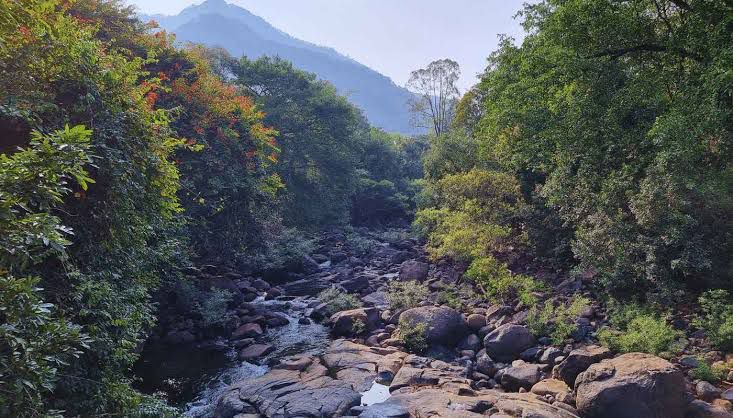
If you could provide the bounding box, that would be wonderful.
[407,59,461,136]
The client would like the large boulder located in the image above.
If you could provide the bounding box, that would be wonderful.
[501,363,542,392]
[330,307,381,336]
[575,352,688,418]
[399,260,429,282]
[555,345,612,386]
[399,306,468,345]
[483,324,536,362]
[687,400,733,418]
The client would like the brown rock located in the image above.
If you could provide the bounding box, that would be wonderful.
[238,343,274,360]
[555,345,612,385]
[575,352,688,418]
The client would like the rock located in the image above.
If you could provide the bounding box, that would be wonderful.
[698,381,723,401]
[476,351,498,377]
[330,307,381,336]
[399,260,429,282]
[282,277,330,296]
[239,344,274,360]
[361,291,388,307]
[501,364,542,392]
[531,378,573,404]
[339,275,371,293]
[399,306,468,345]
[687,400,733,418]
[330,251,348,263]
[251,278,270,291]
[265,312,290,327]
[483,324,536,362]
[722,389,733,402]
[231,323,263,339]
[575,352,688,418]
[458,334,482,352]
[713,399,733,411]
[555,345,612,385]
[467,314,487,331]
[302,255,321,274]
[485,305,513,322]
[519,346,543,362]
[540,347,563,365]
[311,253,329,263]
[216,356,360,418]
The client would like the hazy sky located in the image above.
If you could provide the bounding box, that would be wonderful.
[125,0,529,90]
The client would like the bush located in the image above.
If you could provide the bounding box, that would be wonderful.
[528,295,590,344]
[598,306,684,355]
[695,290,733,351]
[345,231,379,257]
[238,228,316,272]
[317,287,362,316]
[690,358,730,383]
[386,280,429,311]
[434,283,471,311]
[398,318,428,354]
[199,289,235,328]
[465,257,541,306]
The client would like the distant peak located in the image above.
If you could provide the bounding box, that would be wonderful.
[201,0,228,5]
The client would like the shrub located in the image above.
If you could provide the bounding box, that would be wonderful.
[434,283,471,311]
[690,358,730,383]
[317,287,362,316]
[398,319,428,354]
[238,228,316,272]
[199,289,234,328]
[386,280,429,311]
[465,257,541,306]
[528,295,590,344]
[345,231,379,257]
[351,318,367,335]
[598,306,684,355]
[695,290,733,351]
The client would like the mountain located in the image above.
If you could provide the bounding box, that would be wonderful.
[141,0,417,134]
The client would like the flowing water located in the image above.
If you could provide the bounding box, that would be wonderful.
[135,297,331,417]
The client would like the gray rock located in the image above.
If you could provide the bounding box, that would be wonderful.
[687,400,733,418]
[239,343,274,360]
[399,306,468,345]
[467,314,487,331]
[501,364,542,392]
[575,352,688,418]
[330,307,381,336]
[555,345,612,385]
[698,380,723,401]
[458,334,482,352]
[399,260,429,282]
[483,324,536,362]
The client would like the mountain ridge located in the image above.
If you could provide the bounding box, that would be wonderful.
[140,0,417,134]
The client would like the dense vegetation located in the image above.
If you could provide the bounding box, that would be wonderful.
[417,0,732,306]
[0,1,419,415]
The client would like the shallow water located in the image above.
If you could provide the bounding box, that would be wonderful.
[135,298,331,417]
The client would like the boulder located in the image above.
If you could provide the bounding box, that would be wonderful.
[467,314,487,331]
[399,306,468,345]
[458,334,482,352]
[330,307,381,336]
[302,255,321,274]
[239,344,274,360]
[483,324,536,362]
[575,352,688,418]
[231,323,262,339]
[698,381,723,401]
[555,345,612,385]
[687,400,733,418]
[476,351,498,377]
[501,363,542,392]
[399,260,429,282]
[531,378,573,404]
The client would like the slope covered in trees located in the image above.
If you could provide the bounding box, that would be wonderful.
[140,0,417,135]
[0,1,419,415]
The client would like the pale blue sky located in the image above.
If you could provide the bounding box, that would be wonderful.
[125,0,529,90]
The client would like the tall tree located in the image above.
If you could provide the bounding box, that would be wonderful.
[407,59,461,136]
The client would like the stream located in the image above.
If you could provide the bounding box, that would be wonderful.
[135,297,332,417]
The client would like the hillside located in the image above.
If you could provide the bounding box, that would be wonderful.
[141,0,417,135]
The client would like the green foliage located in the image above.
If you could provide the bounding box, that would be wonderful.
[317,287,362,316]
[434,283,471,311]
[398,319,428,354]
[386,280,429,311]
[0,276,89,417]
[695,290,733,351]
[351,318,367,335]
[199,289,235,328]
[465,257,541,306]
[238,228,316,272]
[690,358,730,384]
[527,295,589,344]
[473,0,733,297]
[598,306,684,355]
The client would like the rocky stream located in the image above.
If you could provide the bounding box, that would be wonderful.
[136,229,733,418]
